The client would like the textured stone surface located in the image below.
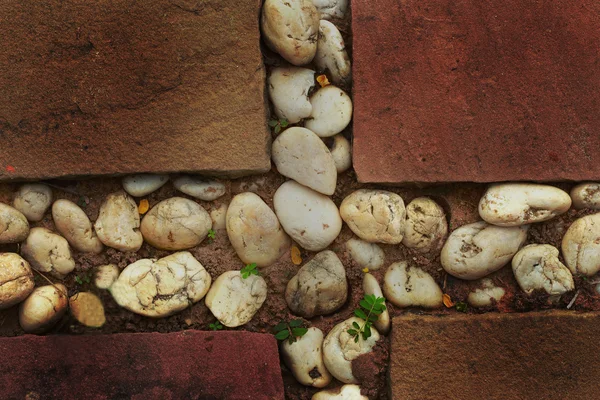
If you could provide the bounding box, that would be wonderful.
[0,0,269,180]
[353,0,600,183]
[0,331,284,399]
[390,312,600,399]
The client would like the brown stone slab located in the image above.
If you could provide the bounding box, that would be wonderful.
[0,0,270,181]
[352,0,600,183]
[390,312,600,399]
[0,330,284,399]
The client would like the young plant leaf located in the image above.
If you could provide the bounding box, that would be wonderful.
[273,322,287,333]
[289,319,303,328]
[347,329,358,336]
[354,309,368,320]
[275,330,290,340]
[292,327,308,337]
[352,321,360,330]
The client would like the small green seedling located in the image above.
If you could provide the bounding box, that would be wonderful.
[268,118,289,134]
[347,294,386,343]
[74,273,91,285]
[456,301,468,313]
[273,319,308,344]
[240,263,258,279]
[207,229,216,243]
[209,321,223,331]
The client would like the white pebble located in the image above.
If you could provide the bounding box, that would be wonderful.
[383,262,442,308]
[13,183,52,222]
[562,212,600,276]
[52,199,104,254]
[94,264,120,289]
[402,197,448,253]
[0,253,34,310]
[362,273,390,334]
[173,176,226,201]
[94,192,143,252]
[210,204,228,231]
[268,67,315,124]
[512,244,574,295]
[122,174,168,197]
[467,279,505,307]
[0,203,29,244]
[345,238,385,271]
[311,0,348,20]
[305,86,352,137]
[19,284,68,333]
[570,182,600,209]
[314,20,351,85]
[281,327,332,388]
[328,135,352,173]
[312,384,367,400]
[21,227,75,278]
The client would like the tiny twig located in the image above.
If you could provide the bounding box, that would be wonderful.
[567,289,581,309]
[31,269,68,297]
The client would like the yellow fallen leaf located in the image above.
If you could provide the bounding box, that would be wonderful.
[316,74,330,87]
[362,267,369,273]
[138,199,149,214]
[291,245,302,265]
[443,293,454,308]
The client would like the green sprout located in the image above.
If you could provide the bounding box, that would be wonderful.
[74,272,91,285]
[273,319,308,344]
[347,294,386,343]
[268,118,289,134]
[456,302,468,313]
[207,229,216,243]
[240,263,258,279]
[209,321,223,331]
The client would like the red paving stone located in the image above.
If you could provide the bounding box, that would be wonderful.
[390,311,600,399]
[0,330,284,400]
[352,0,600,183]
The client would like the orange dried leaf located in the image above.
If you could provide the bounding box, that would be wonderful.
[291,245,302,265]
[138,199,150,215]
[316,74,330,88]
[362,267,369,273]
[443,293,454,308]
[5,165,15,173]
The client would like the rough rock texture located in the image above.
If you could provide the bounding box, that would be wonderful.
[353,0,600,183]
[0,0,270,181]
[0,331,284,399]
[390,312,600,399]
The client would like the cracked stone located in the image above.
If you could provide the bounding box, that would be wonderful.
[311,0,348,20]
[19,284,68,333]
[21,227,75,278]
[0,253,34,310]
[13,183,52,222]
[562,212,600,276]
[345,238,385,271]
[52,199,103,254]
[512,244,574,295]
[314,20,351,85]
[94,192,143,252]
[570,182,600,210]
[402,197,448,253]
[467,278,506,307]
[268,67,315,124]
[0,203,29,244]
[280,327,332,388]
[383,261,442,309]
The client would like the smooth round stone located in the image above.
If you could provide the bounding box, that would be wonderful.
[261,0,319,66]
[268,67,315,123]
[314,20,351,85]
[383,262,442,308]
[562,212,600,276]
[141,197,212,250]
[210,204,228,231]
[327,135,352,173]
[340,190,406,244]
[21,227,75,278]
[323,317,380,384]
[0,203,29,244]
[512,244,574,295]
[274,181,342,251]
[205,270,267,328]
[122,174,169,197]
[69,292,106,328]
[227,193,290,267]
[305,86,352,137]
[19,284,68,333]
[13,183,52,222]
[94,264,120,290]
[362,273,390,334]
[94,192,143,252]
[110,252,211,318]
[479,183,571,226]
[441,222,529,280]
[285,250,347,318]
[52,199,103,254]
[402,197,448,253]
[0,253,34,310]
[345,238,385,271]
[312,385,367,400]
[467,279,505,307]
[281,327,332,388]
[570,182,600,209]
[311,0,348,20]
[172,176,226,201]
[272,127,337,195]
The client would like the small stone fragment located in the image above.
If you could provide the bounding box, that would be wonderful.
[314,20,351,85]
[562,212,600,276]
[345,238,385,271]
[226,193,290,267]
[479,183,571,226]
[402,197,448,253]
[322,317,380,384]
[383,262,443,308]
[274,180,342,251]
[69,292,106,328]
[311,0,348,20]
[328,135,352,173]
[52,199,103,254]
[340,190,406,244]
[210,204,228,231]
[21,227,75,278]
[272,127,337,195]
[467,279,506,307]
[110,252,211,318]
[122,174,169,197]
[512,244,574,295]
[261,0,319,66]
[0,203,29,244]
[205,270,267,328]
[172,176,226,201]
[141,197,212,250]
[268,67,315,124]
[305,85,352,137]
[312,384,368,400]
[94,192,143,252]
[441,221,529,280]
[13,183,52,222]
[570,182,600,210]
[94,264,120,290]
[285,250,347,318]
[19,284,68,333]
[281,327,332,388]
[362,273,390,334]
[0,253,34,310]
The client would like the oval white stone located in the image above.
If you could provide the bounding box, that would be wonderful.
[305,85,352,137]
[122,174,169,197]
[52,199,104,254]
[94,192,143,252]
[467,278,505,307]
[314,20,351,85]
[570,182,600,209]
[0,203,29,244]
[21,227,75,278]
[383,261,442,308]
[268,67,315,124]
[281,327,332,388]
[210,204,228,231]
[362,273,390,334]
[172,176,226,201]
[0,253,34,310]
[402,197,448,253]
[327,134,352,173]
[95,264,120,290]
[13,183,52,222]
[512,244,574,295]
[345,238,385,271]
[19,284,68,333]
[562,212,600,276]
[311,0,348,20]
[312,384,367,400]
